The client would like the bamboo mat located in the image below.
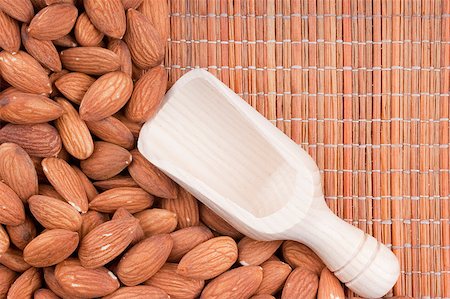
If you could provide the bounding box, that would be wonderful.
[165,0,450,298]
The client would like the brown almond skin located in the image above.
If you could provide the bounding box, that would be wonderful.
[6,215,36,250]
[55,97,94,160]
[161,189,199,229]
[23,229,79,267]
[282,240,325,275]
[55,259,120,298]
[84,0,126,39]
[117,234,173,286]
[281,268,319,299]
[28,3,78,40]
[177,236,238,280]
[90,187,153,214]
[72,166,98,202]
[48,69,69,98]
[74,12,104,47]
[201,266,264,299]
[0,50,52,95]
[0,10,20,53]
[80,71,133,121]
[80,141,132,180]
[29,195,82,231]
[108,39,133,77]
[255,261,292,295]
[43,266,82,299]
[86,116,135,150]
[42,157,89,213]
[79,210,109,239]
[78,218,139,268]
[169,226,214,262]
[115,113,143,137]
[125,64,167,123]
[112,208,144,245]
[0,0,34,22]
[238,237,283,266]
[317,268,345,299]
[60,47,120,75]
[104,286,169,299]
[0,181,25,225]
[34,288,60,299]
[122,0,143,10]
[0,143,38,202]
[7,267,42,298]
[0,265,17,298]
[93,175,139,190]
[199,204,243,239]
[135,208,178,236]
[128,149,178,198]
[0,247,31,272]
[138,0,169,44]
[0,225,10,255]
[124,9,165,69]
[55,72,95,104]
[52,34,78,48]
[145,263,204,299]
[38,184,64,200]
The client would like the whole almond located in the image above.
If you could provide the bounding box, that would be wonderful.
[28,3,78,40]
[125,65,167,122]
[138,0,169,43]
[177,236,238,280]
[52,34,78,48]
[200,266,263,299]
[7,267,42,298]
[38,184,64,200]
[162,188,199,229]
[199,204,243,239]
[44,267,82,299]
[84,0,126,38]
[55,97,94,160]
[94,175,139,190]
[79,210,109,239]
[71,166,98,202]
[115,113,143,137]
[128,149,178,198]
[74,12,104,47]
[281,268,319,299]
[0,50,52,94]
[112,208,145,244]
[0,181,25,225]
[23,229,79,267]
[317,268,345,299]
[145,263,204,299]
[124,9,164,69]
[60,47,120,75]
[169,226,214,262]
[108,39,133,77]
[0,225,10,255]
[0,10,20,53]
[34,288,60,299]
[86,115,135,150]
[282,240,324,275]
[80,71,133,121]
[80,141,132,180]
[78,218,139,268]
[90,187,153,214]
[6,215,37,250]
[42,157,89,213]
[0,92,63,125]
[238,237,283,266]
[55,71,95,104]
[123,0,143,10]
[55,259,120,298]
[117,234,173,286]
[255,260,292,295]
[135,208,177,236]
[0,0,34,22]
[0,265,17,298]
[0,247,31,272]
[104,285,169,299]
[29,195,82,231]
[0,143,38,202]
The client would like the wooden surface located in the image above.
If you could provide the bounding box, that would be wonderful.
[164,1,450,298]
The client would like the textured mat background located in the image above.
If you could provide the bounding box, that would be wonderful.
[165,0,450,298]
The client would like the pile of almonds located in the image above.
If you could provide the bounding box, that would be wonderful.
[0,1,386,299]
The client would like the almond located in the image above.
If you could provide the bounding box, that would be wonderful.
[169,226,214,262]
[54,97,94,160]
[54,71,95,104]
[0,265,17,297]
[0,181,25,225]
[23,229,79,267]
[80,71,133,121]
[201,266,263,299]
[52,33,78,48]
[199,204,243,239]
[0,50,52,94]
[78,218,139,268]
[7,267,41,298]
[84,0,126,38]
[0,247,31,272]
[122,0,143,10]
[55,259,120,298]
[0,92,64,124]
[255,261,292,295]
[145,263,204,299]
[28,3,78,40]
[112,208,144,244]
[0,143,38,202]
[135,208,177,236]
[104,286,169,299]
[93,175,139,190]
[0,10,20,53]
[281,240,324,275]
[89,187,153,214]
[251,295,276,299]
[238,237,283,266]
[86,115,135,150]
[161,188,199,229]
[0,0,34,22]
[34,288,60,299]
[42,157,89,213]
[0,225,10,255]
[48,69,69,97]
[128,149,178,198]
[28,195,82,231]
[60,47,120,75]
[74,12,104,47]
[281,268,319,299]
[317,268,345,299]
[124,9,164,69]
[21,25,61,72]
[177,236,238,280]
[38,184,64,200]
[6,215,36,250]
[80,141,132,180]
[79,210,109,239]
[0,123,61,157]
[108,39,133,77]
[137,0,169,44]
[43,266,82,299]
[72,166,98,202]
[115,112,143,137]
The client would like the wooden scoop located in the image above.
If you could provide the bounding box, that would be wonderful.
[138,69,400,298]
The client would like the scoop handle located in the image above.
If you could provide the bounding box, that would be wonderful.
[286,205,400,298]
